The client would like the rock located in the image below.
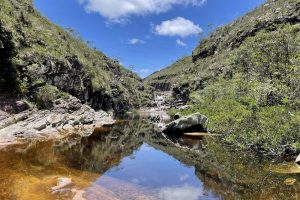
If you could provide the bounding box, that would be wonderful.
[284,178,297,186]
[0,110,8,121]
[78,105,95,124]
[0,94,114,146]
[63,124,74,130]
[163,113,208,135]
[15,100,30,113]
[33,120,47,131]
[72,189,86,200]
[179,105,190,110]
[79,114,94,124]
[54,96,82,112]
[47,114,64,127]
[51,177,73,192]
[72,120,80,126]
[296,154,300,165]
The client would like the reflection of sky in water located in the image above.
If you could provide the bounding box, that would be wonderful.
[90,143,219,200]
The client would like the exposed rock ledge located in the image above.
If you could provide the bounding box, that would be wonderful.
[0,96,115,147]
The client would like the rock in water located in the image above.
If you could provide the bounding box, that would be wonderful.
[163,113,208,135]
[284,178,297,186]
[296,154,300,165]
[51,177,73,192]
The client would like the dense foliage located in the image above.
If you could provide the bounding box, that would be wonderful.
[170,24,300,156]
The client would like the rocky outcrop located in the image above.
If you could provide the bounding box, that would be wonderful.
[0,95,115,146]
[163,113,208,135]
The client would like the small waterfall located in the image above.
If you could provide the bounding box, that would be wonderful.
[154,94,165,123]
[155,94,164,111]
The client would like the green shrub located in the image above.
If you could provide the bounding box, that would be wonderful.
[34,85,60,109]
[174,76,300,154]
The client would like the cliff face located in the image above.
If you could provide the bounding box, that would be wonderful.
[0,0,150,112]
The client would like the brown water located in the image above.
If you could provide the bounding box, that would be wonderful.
[0,120,299,200]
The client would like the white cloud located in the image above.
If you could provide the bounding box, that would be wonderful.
[138,68,153,78]
[176,39,187,47]
[159,185,203,200]
[128,38,145,45]
[179,174,190,181]
[154,17,203,37]
[140,68,151,73]
[78,0,206,22]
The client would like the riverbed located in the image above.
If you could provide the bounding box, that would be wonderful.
[0,119,299,200]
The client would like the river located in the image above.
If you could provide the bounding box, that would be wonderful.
[0,118,299,200]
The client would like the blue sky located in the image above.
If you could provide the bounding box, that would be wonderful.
[34,0,265,78]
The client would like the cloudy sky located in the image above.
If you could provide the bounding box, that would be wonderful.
[34,0,265,78]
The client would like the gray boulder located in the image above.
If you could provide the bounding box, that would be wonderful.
[0,110,8,121]
[163,113,208,135]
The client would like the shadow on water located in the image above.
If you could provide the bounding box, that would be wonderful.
[0,118,299,199]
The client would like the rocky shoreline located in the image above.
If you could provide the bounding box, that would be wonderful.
[0,95,115,147]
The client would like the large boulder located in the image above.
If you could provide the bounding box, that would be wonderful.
[163,113,208,135]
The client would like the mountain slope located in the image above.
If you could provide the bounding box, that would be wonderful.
[144,56,193,91]
[0,0,151,111]
[145,0,300,155]
[146,0,300,92]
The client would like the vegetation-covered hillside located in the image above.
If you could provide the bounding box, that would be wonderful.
[0,0,151,111]
[144,56,193,91]
[146,0,300,156]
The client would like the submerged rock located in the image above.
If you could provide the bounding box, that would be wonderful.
[284,178,297,186]
[163,113,208,135]
[51,177,73,192]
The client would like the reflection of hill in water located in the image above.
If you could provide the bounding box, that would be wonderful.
[145,133,300,200]
[0,119,299,199]
[0,120,154,200]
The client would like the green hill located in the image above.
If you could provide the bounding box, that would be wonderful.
[0,0,151,111]
[145,0,300,155]
[144,56,193,91]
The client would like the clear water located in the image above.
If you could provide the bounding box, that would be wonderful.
[91,143,219,200]
[0,120,299,200]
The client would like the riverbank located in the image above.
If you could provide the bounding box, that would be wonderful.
[0,95,115,147]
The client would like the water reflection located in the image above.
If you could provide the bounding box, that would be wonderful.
[158,185,204,200]
[0,119,299,200]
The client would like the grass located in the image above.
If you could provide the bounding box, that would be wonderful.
[0,0,149,110]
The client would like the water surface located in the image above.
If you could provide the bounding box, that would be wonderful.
[0,120,299,200]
